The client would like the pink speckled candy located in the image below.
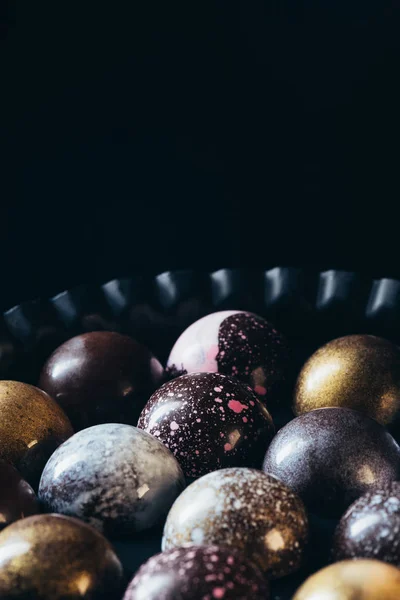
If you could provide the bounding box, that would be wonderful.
[166,311,289,404]
[123,545,270,600]
[137,372,274,479]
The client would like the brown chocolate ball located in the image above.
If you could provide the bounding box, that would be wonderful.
[162,467,309,579]
[0,381,74,488]
[138,372,274,479]
[292,559,400,600]
[0,460,39,530]
[263,407,400,517]
[123,545,270,600]
[0,514,123,599]
[294,334,400,427]
[39,331,164,430]
[333,481,400,566]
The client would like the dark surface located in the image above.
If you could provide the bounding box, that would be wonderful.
[0,461,39,530]
[263,407,400,517]
[39,331,164,430]
[124,545,270,600]
[138,372,274,479]
[333,481,400,567]
[2,267,400,598]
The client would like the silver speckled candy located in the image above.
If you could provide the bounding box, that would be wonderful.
[123,545,270,600]
[38,424,185,537]
[162,467,308,579]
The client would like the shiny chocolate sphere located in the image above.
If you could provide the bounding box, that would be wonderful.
[333,481,400,566]
[0,514,123,599]
[263,407,400,517]
[137,372,274,479]
[39,424,185,537]
[0,460,39,529]
[123,545,270,600]
[294,335,400,426]
[0,380,73,488]
[39,331,164,430]
[162,467,308,579]
[166,310,289,404]
[292,559,400,600]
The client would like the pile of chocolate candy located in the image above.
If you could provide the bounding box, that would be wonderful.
[0,310,399,599]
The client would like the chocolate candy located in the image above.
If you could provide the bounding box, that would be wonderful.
[0,380,73,488]
[292,559,400,600]
[39,331,164,430]
[294,334,400,427]
[333,481,400,566]
[0,513,123,599]
[138,372,274,479]
[39,423,185,537]
[123,545,270,600]
[0,460,39,529]
[166,311,288,403]
[162,467,308,579]
[263,407,400,517]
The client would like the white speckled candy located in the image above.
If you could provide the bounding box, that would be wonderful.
[162,467,308,579]
[38,424,185,537]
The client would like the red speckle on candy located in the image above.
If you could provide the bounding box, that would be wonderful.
[227,400,248,413]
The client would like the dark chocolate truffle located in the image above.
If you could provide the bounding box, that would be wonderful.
[263,407,400,517]
[39,331,164,430]
[0,460,39,529]
[39,424,185,537]
[123,545,270,600]
[166,311,288,403]
[0,514,123,599]
[162,467,308,579]
[137,372,274,479]
[333,481,400,566]
[0,380,74,489]
[294,334,400,426]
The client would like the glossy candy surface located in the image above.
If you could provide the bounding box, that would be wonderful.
[292,559,400,600]
[137,372,274,479]
[0,514,123,599]
[39,331,164,430]
[333,481,400,566]
[0,380,73,488]
[263,407,400,517]
[39,423,185,537]
[294,334,400,426]
[123,545,270,600]
[166,310,288,403]
[162,467,308,579]
[0,460,39,529]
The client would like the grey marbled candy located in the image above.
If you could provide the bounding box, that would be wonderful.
[38,423,185,537]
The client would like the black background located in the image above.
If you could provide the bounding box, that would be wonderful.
[4,2,400,310]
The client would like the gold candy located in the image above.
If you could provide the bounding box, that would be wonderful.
[294,335,400,426]
[293,559,400,600]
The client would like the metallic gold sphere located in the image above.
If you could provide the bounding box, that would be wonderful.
[0,381,74,488]
[0,514,123,599]
[293,559,400,600]
[294,335,400,426]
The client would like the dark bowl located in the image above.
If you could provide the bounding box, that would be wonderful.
[2,266,400,599]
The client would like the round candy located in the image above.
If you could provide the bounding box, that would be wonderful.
[123,545,270,600]
[39,423,185,536]
[0,380,73,488]
[162,467,308,579]
[0,460,39,529]
[39,331,164,430]
[137,372,274,479]
[166,311,288,403]
[0,513,123,599]
[333,481,400,566]
[262,407,400,517]
[292,559,400,600]
[294,334,400,426]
